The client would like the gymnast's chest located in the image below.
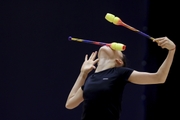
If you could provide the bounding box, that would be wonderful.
[83,75,120,99]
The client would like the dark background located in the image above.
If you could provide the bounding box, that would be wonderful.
[0,0,178,120]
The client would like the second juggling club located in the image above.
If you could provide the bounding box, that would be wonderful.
[68,36,126,51]
[105,13,155,41]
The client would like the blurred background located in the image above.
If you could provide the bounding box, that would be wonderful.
[0,0,178,120]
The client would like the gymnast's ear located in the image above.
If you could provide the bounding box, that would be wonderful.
[115,59,123,67]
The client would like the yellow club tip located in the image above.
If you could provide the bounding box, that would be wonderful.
[105,13,115,23]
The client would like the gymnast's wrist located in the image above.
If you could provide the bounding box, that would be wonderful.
[169,47,176,51]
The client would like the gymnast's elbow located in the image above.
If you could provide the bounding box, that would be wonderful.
[65,105,73,110]
[155,73,167,84]
[157,79,166,84]
[160,78,167,84]
[65,102,78,109]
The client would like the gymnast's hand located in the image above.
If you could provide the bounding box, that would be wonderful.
[80,51,99,74]
[153,36,176,51]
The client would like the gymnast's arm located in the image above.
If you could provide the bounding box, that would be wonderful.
[128,37,176,85]
[65,51,99,109]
